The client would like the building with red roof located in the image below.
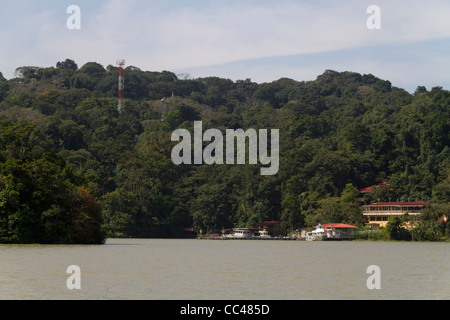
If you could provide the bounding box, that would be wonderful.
[322,223,359,240]
[362,201,428,229]
[357,182,394,203]
[358,182,393,194]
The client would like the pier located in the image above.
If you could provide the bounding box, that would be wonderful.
[197,236,298,241]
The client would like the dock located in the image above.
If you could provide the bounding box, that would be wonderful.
[197,236,298,241]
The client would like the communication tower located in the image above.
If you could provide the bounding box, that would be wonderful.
[116,59,125,113]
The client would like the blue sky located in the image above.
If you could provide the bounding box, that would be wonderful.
[1,0,449,92]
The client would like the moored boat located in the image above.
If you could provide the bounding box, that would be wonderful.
[257,230,271,238]
[226,228,254,239]
[305,224,328,241]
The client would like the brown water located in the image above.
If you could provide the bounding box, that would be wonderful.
[0,239,449,300]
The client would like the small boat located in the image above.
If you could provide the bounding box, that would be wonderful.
[257,230,271,238]
[305,224,328,241]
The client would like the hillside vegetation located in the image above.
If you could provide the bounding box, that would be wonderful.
[0,59,448,243]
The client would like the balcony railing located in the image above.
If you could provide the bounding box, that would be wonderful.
[362,211,422,216]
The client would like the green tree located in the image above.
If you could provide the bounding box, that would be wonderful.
[411,220,444,241]
[386,215,411,241]
[101,188,138,238]
[281,176,304,230]
[56,59,78,71]
[0,124,104,244]
[304,184,364,227]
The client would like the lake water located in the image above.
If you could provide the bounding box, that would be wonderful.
[0,239,449,300]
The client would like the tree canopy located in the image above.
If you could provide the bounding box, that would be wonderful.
[0,60,448,242]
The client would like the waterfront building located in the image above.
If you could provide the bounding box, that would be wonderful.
[322,223,358,240]
[362,201,428,229]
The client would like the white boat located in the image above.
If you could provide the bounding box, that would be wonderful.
[257,230,271,238]
[305,224,328,241]
[226,228,254,239]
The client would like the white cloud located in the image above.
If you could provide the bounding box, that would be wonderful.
[135,0,450,70]
[0,0,449,92]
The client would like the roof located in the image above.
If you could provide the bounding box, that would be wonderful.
[359,183,393,193]
[364,202,428,207]
[322,223,358,229]
[358,187,372,193]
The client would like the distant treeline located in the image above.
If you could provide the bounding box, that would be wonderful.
[0,60,448,243]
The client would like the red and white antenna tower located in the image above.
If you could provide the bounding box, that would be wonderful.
[116,59,125,113]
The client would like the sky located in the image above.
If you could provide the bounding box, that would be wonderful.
[0,0,449,93]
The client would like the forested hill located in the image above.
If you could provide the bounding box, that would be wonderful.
[0,59,449,243]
